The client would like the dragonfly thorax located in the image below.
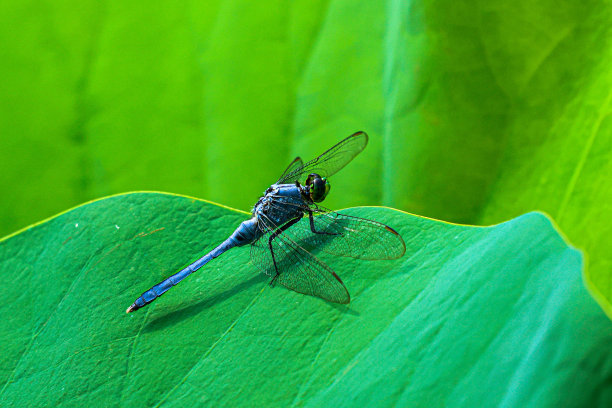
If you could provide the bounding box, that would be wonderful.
[253,183,307,222]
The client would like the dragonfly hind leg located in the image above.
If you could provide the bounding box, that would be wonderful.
[268,216,301,287]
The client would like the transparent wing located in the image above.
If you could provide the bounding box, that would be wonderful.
[276,131,368,184]
[283,207,406,260]
[276,157,304,184]
[250,213,350,304]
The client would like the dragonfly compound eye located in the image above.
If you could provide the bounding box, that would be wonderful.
[311,176,330,202]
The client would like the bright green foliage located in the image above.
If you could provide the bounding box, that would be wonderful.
[381,0,612,316]
[461,0,612,320]
[1,193,609,407]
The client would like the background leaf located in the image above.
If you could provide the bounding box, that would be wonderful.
[1,193,610,407]
[1,3,610,312]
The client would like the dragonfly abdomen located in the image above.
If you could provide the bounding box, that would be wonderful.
[126,218,260,313]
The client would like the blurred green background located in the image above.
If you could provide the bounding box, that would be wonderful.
[0,0,610,313]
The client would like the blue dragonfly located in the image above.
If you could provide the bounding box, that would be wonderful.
[126,131,405,313]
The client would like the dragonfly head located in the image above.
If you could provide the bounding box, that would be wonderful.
[306,173,330,202]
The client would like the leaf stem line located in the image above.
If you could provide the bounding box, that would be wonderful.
[557,90,612,222]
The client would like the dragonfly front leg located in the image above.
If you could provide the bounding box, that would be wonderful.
[308,211,340,236]
[268,216,302,286]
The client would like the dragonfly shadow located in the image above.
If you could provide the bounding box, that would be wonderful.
[328,302,360,316]
[143,273,267,333]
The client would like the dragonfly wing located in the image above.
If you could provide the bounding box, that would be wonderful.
[285,208,406,260]
[277,131,368,184]
[276,156,304,184]
[250,214,350,304]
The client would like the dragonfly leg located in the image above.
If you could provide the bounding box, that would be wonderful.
[308,211,340,236]
[268,216,302,286]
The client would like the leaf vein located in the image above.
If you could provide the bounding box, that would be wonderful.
[557,90,612,221]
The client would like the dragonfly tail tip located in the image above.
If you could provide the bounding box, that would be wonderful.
[126,304,137,313]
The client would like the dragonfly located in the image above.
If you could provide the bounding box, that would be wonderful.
[126,131,405,313]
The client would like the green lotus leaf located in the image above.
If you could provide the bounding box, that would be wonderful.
[1,193,609,407]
